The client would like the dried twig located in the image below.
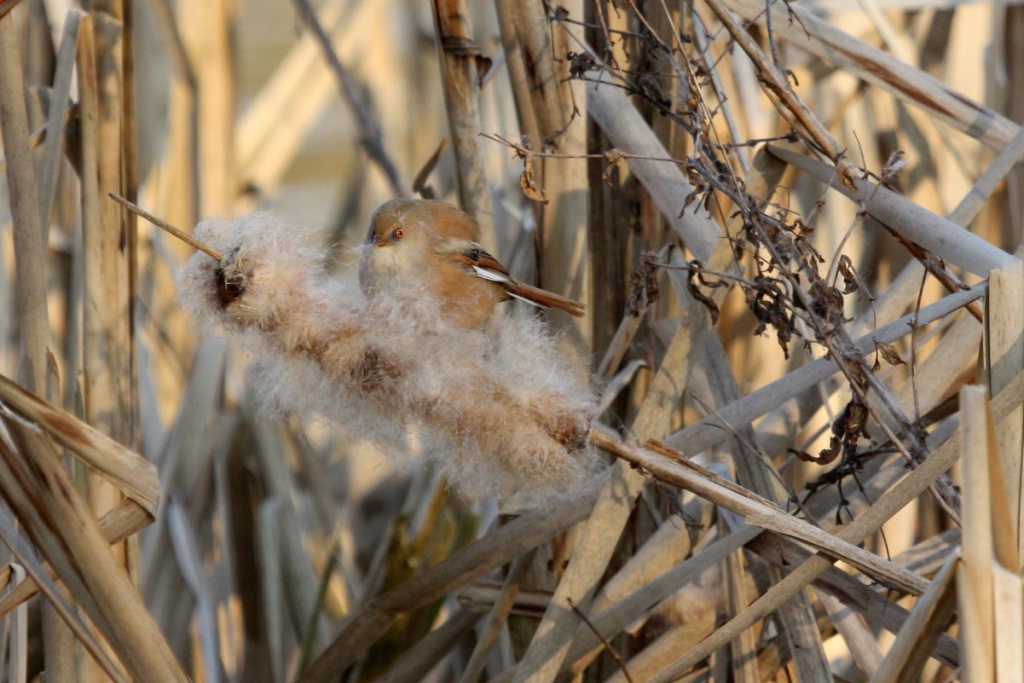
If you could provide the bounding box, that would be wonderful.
[109,193,222,259]
[567,597,635,683]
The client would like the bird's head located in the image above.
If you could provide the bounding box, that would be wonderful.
[360,199,481,294]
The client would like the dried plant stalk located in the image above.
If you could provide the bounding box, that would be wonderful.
[431,0,496,250]
[292,0,411,200]
[5,1,1023,680]
[511,302,716,682]
[665,285,985,455]
[584,73,720,260]
[959,385,998,683]
[299,497,593,681]
[37,10,81,244]
[499,1,590,339]
[0,374,159,513]
[769,144,1018,277]
[0,419,185,682]
[78,16,135,570]
[649,367,1024,681]
[0,499,152,616]
[457,551,534,683]
[725,0,1020,150]
[504,1,568,141]
[0,367,157,616]
[375,609,480,682]
[986,262,1024,560]
[179,0,235,214]
[235,0,394,195]
[871,553,959,683]
[594,434,928,593]
[704,0,859,188]
[0,12,51,394]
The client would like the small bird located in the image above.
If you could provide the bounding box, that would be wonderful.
[360,199,585,329]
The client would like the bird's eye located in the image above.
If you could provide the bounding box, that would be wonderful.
[393,228,405,239]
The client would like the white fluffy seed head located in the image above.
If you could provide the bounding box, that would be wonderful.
[177,212,603,509]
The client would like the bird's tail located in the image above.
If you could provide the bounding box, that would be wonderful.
[508,282,586,318]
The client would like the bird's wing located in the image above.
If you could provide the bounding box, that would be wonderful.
[448,246,514,283]
[447,244,587,317]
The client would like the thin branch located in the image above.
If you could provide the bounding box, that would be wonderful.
[108,193,222,260]
[567,597,636,683]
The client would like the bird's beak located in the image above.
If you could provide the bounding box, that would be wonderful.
[369,233,386,247]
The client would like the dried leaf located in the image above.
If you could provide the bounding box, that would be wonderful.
[682,187,704,211]
[745,276,793,358]
[625,252,660,317]
[636,72,670,108]
[881,149,907,181]
[837,255,859,295]
[682,162,708,211]
[834,397,870,443]
[809,279,846,328]
[603,148,626,186]
[793,218,814,235]
[474,55,493,85]
[519,153,549,204]
[567,50,596,78]
[686,260,720,324]
[875,341,905,367]
[789,437,841,465]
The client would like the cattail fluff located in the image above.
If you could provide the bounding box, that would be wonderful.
[176,213,602,509]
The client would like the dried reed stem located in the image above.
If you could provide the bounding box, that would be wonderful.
[725,0,1020,150]
[0,420,187,682]
[665,284,986,454]
[536,1,590,341]
[512,310,708,682]
[37,10,81,245]
[873,554,958,682]
[769,143,1019,276]
[298,499,594,681]
[703,0,859,188]
[649,367,1024,681]
[0,12,51,393]
[431,0,495,250]
[0,500,152,616]
[594,434,928,593]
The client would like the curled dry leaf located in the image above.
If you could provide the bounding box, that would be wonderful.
[567,50,597,78]
[875,340,906,367]
[746,276,794,358]
[625,251,661,317]
[788,442,841,466]
[682,162,709,211]
[603,147,626,186]
[686,260,722,325]
[519,152,549,204]
[834,397,870,444]
[881,149,908,182]
[837,255,859,295]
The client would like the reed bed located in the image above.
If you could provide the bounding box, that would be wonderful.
[0,0,1021,681]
